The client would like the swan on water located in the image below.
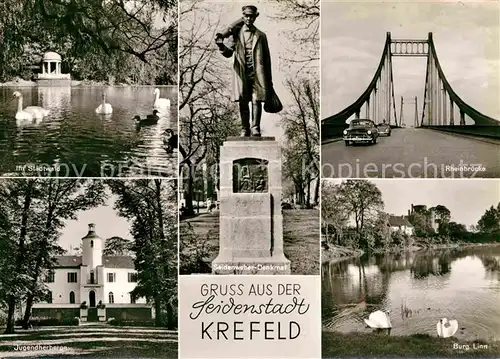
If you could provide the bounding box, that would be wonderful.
[436,318,458,338]
[154,88,171,109]
[364,310,392,329]
[12,91,49,121]
[95,93,113,114]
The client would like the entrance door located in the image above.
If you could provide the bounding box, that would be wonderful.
[87,307,98,322]
[89,290,96,307]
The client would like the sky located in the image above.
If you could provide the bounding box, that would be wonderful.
[321,1,500,123]
[326,179,500,227]
[193,0,319,141]
[58,194,132,254]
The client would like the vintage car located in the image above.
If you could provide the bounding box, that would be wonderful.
[343,119,379,145]
[377,122,391,136]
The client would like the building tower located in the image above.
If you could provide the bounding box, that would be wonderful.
[81,223,103,284]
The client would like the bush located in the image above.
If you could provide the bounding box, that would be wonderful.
[179,223,213,274]
[97,300,106,309]
[26,317,62,326]
[71,317,80,326]
[80,301,88,309]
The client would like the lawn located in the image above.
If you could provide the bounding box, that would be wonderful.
[322,331,500,358]
[180,209,320,275]
[0,325,178,358]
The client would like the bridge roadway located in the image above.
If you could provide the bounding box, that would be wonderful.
[321,128,500,178]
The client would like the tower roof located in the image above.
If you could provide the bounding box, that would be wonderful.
[82,223,100,240]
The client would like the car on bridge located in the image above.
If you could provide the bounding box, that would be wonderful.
[343,119,379,145]
[377,122,391,136]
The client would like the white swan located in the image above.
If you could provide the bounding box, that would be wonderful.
[153,88,170,109]
[95,93,113,114]
[12,91,49,121]
[364,310,392,329]
[436,318,458,338]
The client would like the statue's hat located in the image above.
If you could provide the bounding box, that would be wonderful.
[242,5,258,15]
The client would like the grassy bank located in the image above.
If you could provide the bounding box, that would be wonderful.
[180,209,320,275]
[322,331,500,358]
[322,242,500,264]
[321,243,364,264]
[0,78,177,87]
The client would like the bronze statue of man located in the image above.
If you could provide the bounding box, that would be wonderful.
[215,5,279,137]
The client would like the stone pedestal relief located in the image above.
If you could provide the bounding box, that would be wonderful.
[212,137,291,274]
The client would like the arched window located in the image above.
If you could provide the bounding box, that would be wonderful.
[108,292,114,304]
[90,270,95,284]
[69,291,75,304]
[46,291,52,304]
[90,240,94,248]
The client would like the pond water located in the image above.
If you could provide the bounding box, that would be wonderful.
[0,86,178,177]
[322,245,500,341]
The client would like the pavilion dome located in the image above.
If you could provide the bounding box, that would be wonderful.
[42,51,62,61]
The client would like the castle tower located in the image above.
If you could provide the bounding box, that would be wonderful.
[82,223,103,271]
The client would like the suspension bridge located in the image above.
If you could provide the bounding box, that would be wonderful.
[321,32,500,178]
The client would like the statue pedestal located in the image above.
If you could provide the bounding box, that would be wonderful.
[212,137,291,275]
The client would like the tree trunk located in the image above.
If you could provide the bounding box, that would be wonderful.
[306,174,311,208]
[314,178,320,206]
[154,297,162,327]
[166,301,174,330]
[22,295,34,329]
[5,297,17,334]
[5,181,34,334]
[184,165,195,216]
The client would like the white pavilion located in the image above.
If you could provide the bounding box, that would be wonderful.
[36,51,71,85]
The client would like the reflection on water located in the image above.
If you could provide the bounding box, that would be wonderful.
[322,245,500,341]
[0,86,178,177]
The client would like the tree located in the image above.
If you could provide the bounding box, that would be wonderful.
[339,180,384,236]
[107,179,177,329]
[321,181,349,245]
[408,206,435,237]
[282,77,320,207]
[447,222,468,240]
[103,236,133,256]
[477,203,500,234]
[430,205,451,235]
[0,179,36,334]
[178,0,239,214]
[271,0,319,73]
[0,0,178,83]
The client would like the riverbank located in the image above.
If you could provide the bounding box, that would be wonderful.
[322,331,500,357]
[0,78,176,87]
[322,241,500,264]
[321,243,364,264]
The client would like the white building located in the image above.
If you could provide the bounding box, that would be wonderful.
[388,215,415,236]
[32,223,150,322]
